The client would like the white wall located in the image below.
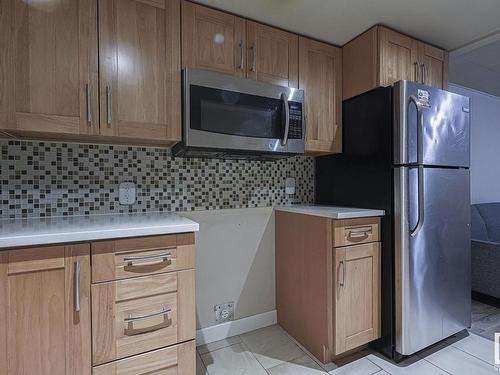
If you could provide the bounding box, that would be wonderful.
[182,207,276,329]
[449,84,500,204]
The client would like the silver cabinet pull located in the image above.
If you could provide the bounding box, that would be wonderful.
[74,261,81,312]
[339,259,346,288]
[85,84,92,125]
[420,63,426,84]
[414,62,420,83]
[106,85,112,125]
[250,44,256,72]
[125,307,171,322]
[123,251,172,266]
[280,92,290,146]
[347,227,372,238]
[238,40,244,69]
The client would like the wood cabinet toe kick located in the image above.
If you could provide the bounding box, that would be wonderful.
[276,211,381,363]
[0,232,197,375]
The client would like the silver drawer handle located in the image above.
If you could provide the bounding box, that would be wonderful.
[123,251,171,266]
[347,227,372,238]
[339,259,346,288]
[124,307,171,322]
[74,261,81,312]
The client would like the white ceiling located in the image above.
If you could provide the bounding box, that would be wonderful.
[449,35,500,97]
[194,0,500,50]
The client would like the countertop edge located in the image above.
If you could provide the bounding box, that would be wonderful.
[0,222,200,249]
[274,206,385,219]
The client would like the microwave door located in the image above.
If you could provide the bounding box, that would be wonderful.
[187,85,290,153]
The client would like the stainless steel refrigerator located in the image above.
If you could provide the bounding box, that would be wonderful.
[316,80,471,359]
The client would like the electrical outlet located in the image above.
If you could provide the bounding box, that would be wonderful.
[285,177,296,195]
[119,182,136,205]
[215,302,234,324]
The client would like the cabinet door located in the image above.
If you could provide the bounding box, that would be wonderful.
[335,242,380,355]
[418,42,448,89]
[99,0,181,143]
[379,27,418,86]
[0,0,98,135]
[299,37,342,155]
[247,21,298,87]
[0,244,91,375]
[182,1,246,77]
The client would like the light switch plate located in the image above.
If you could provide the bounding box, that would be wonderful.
[119,182,136,205]
[285,177,296,195]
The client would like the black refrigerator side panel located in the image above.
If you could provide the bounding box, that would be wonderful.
[316,86,393,210]
[315,86,395,358]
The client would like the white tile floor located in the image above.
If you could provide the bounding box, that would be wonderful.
[196,325,499,375]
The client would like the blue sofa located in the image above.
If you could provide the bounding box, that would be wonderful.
[471,203,500,301]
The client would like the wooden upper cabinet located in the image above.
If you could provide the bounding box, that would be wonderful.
[182,1,246,77]
[342,27,379,101]
[247,21,299,87]
[379,27,418,87]
[0,0,98,135]
[99,0,181,144]
[343,26,448,99]
[334,242,380,355]
[299,37,342,155]
[418,42,449,89]
[0,244,91,375]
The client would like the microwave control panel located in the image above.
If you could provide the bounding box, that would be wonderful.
[288,103,303,139]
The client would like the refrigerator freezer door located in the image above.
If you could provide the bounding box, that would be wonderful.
[394,81,470,168]
[394,166,471,355]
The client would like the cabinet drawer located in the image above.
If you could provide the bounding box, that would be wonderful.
[91,233,195,283]
[92,270,195,365]
[333,217,380,247]
[92,340,195,375]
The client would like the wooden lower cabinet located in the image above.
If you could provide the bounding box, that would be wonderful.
[0,244,91,375]
[334,242,380,355]
[92,341,195,375]
[91,233,195,283]
[0,233,196,375]
[92,270,196,365]
[276,211,381,363]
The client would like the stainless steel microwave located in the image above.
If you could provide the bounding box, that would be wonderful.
[173,69,305,159]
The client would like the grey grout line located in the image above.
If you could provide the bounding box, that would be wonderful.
[447,341,496,367]
[420,358,454,375]
[281,327,336,372]
[364,354,453,375]
[237,337,270,374]
[364,357,390,375]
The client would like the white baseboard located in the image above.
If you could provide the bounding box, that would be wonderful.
[196,310,277,345]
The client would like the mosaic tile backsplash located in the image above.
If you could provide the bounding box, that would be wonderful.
[0,140,315,219]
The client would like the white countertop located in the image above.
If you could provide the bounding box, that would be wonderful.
[0,212,199,249]
[275,205,385,219]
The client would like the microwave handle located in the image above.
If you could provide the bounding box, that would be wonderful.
[280,92,290,146]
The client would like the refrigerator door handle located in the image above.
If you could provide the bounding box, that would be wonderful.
[410,165,425,237]
[408,95,424,164]
[408,95,425,237]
